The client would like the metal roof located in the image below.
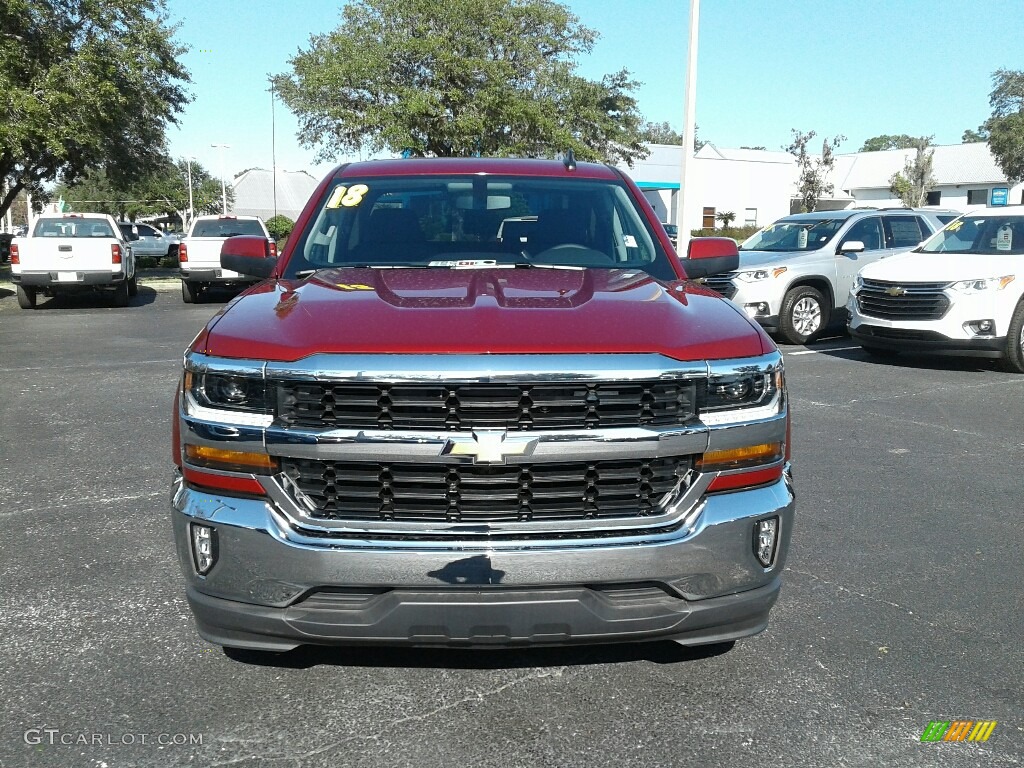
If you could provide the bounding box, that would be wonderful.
[230,169,321,221]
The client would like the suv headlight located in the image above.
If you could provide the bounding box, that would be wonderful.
[736,267,787,283]
[950,276,1015,294]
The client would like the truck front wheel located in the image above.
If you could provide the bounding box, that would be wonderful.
[181,280,200,304]
[16,286,37,309]
[779,286,829,345]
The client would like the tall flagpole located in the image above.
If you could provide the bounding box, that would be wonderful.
[675,0,700,252]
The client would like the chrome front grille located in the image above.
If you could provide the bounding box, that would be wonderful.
[857,279,951,320]
[276,380,697,431]
[279,456,691,523]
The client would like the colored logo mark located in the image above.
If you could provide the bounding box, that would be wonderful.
[920,720,997,742]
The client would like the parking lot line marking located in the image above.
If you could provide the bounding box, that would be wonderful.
[788,346,860,356]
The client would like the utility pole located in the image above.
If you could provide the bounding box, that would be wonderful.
[675,0,700,252]
[186,157,195,229]
[211,143,231,215]
[270,78,278,220]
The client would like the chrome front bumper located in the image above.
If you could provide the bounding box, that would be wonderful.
[170,468,795,650]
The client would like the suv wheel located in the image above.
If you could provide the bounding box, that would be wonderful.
[1002,302,1024,374]
[779,286,828,344]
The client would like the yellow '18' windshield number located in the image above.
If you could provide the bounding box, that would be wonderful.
[945,220,964,232]
[325,184,370,209]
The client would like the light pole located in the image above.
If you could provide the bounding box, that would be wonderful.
[210,143,231,215]
[185,156,195,228]
[675,0,700,250]
[269,77,278,220]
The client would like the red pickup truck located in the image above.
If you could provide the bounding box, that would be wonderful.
[171,157,794,653]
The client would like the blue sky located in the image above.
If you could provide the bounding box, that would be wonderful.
[165,0,1024,183]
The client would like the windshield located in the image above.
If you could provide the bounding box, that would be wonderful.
[921,216,1024,255]
[192,219,266,238]
[284,175,675,280]
[740,218,845,252]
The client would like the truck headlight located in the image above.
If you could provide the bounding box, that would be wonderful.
[950,276,1015,294]
[736,267,787,283]
[702,369,781,413]
[186,371,271,414]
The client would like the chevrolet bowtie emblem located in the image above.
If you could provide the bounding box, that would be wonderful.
[442,430,538,464]
[885,286,907,296]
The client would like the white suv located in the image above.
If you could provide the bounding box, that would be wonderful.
[704,208,957,344]
[848,206,1024,373]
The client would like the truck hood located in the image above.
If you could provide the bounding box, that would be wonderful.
[197,268,770,362]
[860,251,1021,282]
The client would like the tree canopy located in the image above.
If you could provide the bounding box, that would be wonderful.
[786,129,845,213]
[859,134,920,152]
[984,68,1024,202]
[54,157,227,224]
[888,137,936,207]
[271,0,648,166]
[0,0,191,220]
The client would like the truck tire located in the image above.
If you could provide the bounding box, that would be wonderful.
[16,285,37,309]
[112,279,130,307]
[127,271,138,297]
[1002,302,1024,374]
[779,286,829,345]
[182,280,199,304]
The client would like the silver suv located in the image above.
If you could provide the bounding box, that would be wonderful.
[704,208,959,344]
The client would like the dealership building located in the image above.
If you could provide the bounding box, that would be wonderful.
[626,141,1023,232]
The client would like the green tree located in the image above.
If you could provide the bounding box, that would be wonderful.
[888,137,937,207]
[0,0,191,221]
[962,125,989,143]
[639,121,683,145]
[265,215,294,241]
[859,134,920,152]
[271,0,648,166]
[54,157,227,223]
[984,68,1024,203]
[786,129,845,213]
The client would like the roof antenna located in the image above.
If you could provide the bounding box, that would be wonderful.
[563,149,576,171]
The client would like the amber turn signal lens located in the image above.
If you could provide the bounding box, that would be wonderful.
[697,442,783,472]
[184,445,277,474]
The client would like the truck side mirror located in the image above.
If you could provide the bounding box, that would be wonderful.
[682,237,739,279]
[221,236,278,279]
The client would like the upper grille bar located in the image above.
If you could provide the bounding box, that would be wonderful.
[277,380,698,431]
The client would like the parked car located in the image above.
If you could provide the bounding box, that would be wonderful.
[9,213,136,308]
[169,156,794,654]
[177,214,273,303]
[702,208,959,344]
[663,222,679,247]
[849,206,1024,372]
[0,232,12,263]
[117,221,179,259]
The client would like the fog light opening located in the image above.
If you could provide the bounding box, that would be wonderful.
[754,517,779,567]
[744,302,770,317]
[964,319,995,336]
[190,523,218,576]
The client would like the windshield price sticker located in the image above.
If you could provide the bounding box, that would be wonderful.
[325,184,370,209]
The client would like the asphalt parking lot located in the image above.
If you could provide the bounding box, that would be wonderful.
[0,279,1021,768]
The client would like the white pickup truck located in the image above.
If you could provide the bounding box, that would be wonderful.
[178,214,274,303]
[10,213,137,309]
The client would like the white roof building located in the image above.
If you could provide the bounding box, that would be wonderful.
[230,169,320,222]
[624,142,1023,235]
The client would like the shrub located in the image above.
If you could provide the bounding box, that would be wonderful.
[265,215,294,241]
[689,225,759,243]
